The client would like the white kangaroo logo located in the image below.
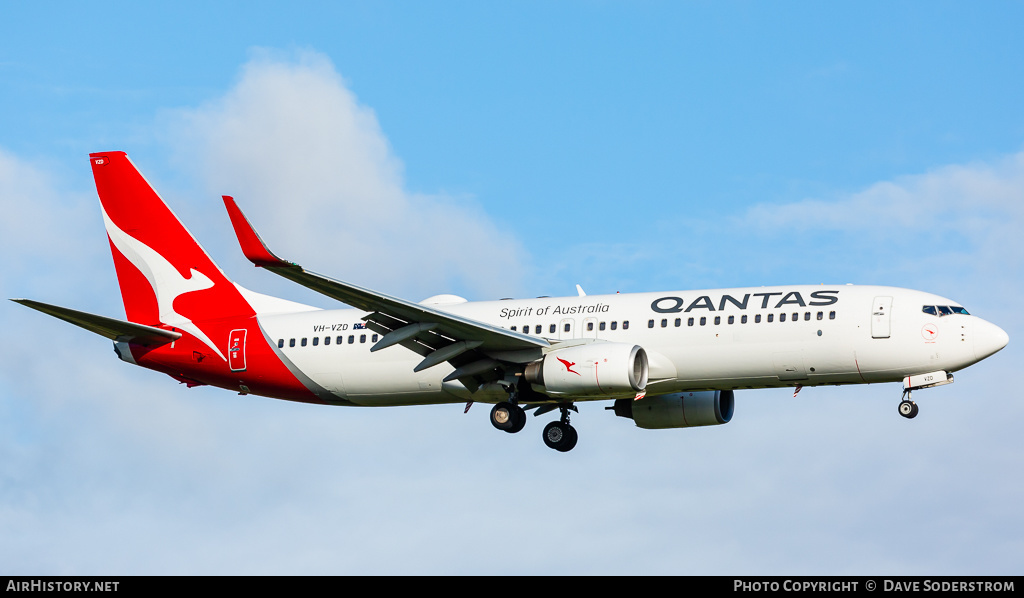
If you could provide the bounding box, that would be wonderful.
[101,205,227,362]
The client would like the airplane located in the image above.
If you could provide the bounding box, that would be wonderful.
[13,152,1010,452]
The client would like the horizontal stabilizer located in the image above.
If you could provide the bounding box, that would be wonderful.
[11,299,182,347]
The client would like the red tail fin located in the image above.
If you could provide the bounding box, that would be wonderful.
[90,152,255,361]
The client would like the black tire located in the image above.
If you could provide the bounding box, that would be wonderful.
[898,400,915,419]
[543,421,577,451]
[543,421,567,450]
[507,404,527,434]
[557,425,578,452]
[490,402,516,431]
[909,402,919,419]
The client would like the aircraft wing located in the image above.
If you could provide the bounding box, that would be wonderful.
[11,299,182,347]
[222,196,547,391]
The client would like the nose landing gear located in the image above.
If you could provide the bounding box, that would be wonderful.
[898,399,919,419]
[898,390,919,419]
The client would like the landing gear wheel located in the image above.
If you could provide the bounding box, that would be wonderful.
[509,404,527,433]
[898,400,918,419]
[491,402,526,433]
[543,421,578,452]
[561,425,578,452]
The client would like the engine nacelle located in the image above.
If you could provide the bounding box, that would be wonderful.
[524,343,648,398]
[612,390,735,429]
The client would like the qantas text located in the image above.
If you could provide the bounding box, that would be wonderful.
[650,290,839,314]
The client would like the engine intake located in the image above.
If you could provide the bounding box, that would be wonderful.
[612,390,735,429]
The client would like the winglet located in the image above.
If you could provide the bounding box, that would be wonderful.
[222,196,295,268]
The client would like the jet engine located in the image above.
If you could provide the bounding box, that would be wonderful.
[611,390,734,429]
[524,343,648,398]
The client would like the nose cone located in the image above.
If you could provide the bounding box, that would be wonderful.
[974,318,1010,361]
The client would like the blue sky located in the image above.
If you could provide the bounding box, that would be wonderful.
[1,1,1022,574]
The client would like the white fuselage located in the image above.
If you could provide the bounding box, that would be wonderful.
[256,285,1006,406]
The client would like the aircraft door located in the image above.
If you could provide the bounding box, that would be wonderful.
[871,296,892,339]
[228,329,247,371]
[559,318,576,340]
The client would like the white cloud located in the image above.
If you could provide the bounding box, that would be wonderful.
[167,48,526,301]
[742,152,1024,269]
[0,150,108,304]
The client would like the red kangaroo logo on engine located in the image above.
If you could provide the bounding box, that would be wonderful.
[557,357,580,376]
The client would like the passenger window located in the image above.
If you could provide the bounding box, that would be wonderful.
[289,338,296,347]
[817,311,823,320]
[563,323,570,333]
[599,322,606,331]
[312,337,319,346]
[728,315,735,324]
[741,315,747,324]
[780,313,786,322]
[804,312,811,321]
[675,318,681,327]
[549,324,556,334]
[767,314,774,323]
[792,312,799,322]
[372,334,378,342]
[829,311,836,320]
[755,314,761,323]
[278,339,284,348]
[587,322,594,331]
[324,336,331,345]
[660,319,667,328]
[688,317,694,327]
[337,336,344,345]
[611,321,618,330]
[623,321,629,330]
[714,316,721,325]
[700,317,707,326]
[301,338,307,347]
[348,335,355,344]
[648,319,655,329]
[535,325,542,334]
[360,334,366,343]
[511,326,517,331]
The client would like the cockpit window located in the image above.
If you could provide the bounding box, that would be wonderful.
[923,305,970,316]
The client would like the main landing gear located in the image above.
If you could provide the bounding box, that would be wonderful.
[898,390,919,419]
[534,403,578,452]
[542,411,578,453]
[490,401,527,434]
[489,382,579,452]
[489,399,579,452]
